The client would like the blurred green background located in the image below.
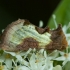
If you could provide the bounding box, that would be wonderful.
[0,0,60,33]
[48,0,70,28]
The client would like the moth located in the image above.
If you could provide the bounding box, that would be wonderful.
[0,19,68,51]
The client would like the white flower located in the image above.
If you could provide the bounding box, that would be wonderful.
[53,65,62,70]
[4,51,23,62]
[12,59,30,70]
[29,49,54,70]
[5,58,12,69]
[0,51,12,69]
[39,20,43,27]
[4,49,32,67]
[62,22,70,46]
[5,49,54,70]
[54,51,70,66]
[13,66,30,70]
[48,50,59,60]
[0,65,9,70]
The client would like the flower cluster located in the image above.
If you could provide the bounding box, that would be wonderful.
[0,49,63,70]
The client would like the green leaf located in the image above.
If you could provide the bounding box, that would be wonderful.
[48,0,70,28]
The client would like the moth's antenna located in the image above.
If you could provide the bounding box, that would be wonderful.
[52,14,57,28]
[39,20,43,27]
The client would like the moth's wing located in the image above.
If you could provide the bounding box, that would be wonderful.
[0,19,26,51]
[0,19,51,51]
